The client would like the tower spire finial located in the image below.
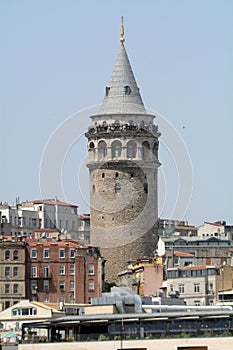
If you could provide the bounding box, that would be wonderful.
[120,16,125,44]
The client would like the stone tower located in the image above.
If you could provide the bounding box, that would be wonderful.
[86,20,161,282]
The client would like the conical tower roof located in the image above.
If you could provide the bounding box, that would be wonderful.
[99,26,146,115]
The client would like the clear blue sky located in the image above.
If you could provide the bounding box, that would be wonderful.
[1,0,233,226]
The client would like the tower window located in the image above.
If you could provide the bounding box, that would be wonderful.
[105,86,110,96]
[93,185,95,193]
[115,172,119,178]
[124,85,131,95]
[112,141,122,158]
[142,141,150,160]
[127,140,136,158]
[115,183,121,193]
[144,183,148,194]
[98,141,107,159]
[102,173,105,178]
[131,174,134,178]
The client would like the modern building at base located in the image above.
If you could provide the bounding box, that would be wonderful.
[86,20,160,281]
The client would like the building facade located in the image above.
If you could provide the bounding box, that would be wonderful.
[86,21,160,281]
[0,198,79,239]
[0,239,26,310]
[25,240,104,304]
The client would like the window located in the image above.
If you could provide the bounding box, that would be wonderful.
[44,265,49,278]
[5,284,10,294]
[93,184,95,193]
[194,300,201,306]
[43,248,50,258]
[124,85,131,95]
[31,249,37,258]
[70,280,74,291]
[179,284,184,294]
[12,308,37,316]
[115,183,121,193]
[194,283,200,293]
[13,284,18,294]
[13,267,19,277]
[59,264,65,275]
[5,250,10,260]
[13,250,18,260]
[5,267,10,278]
[127,141,136,158]
[88,263,94,275]
[115,172,119,178]
[112,141,122,158]
[5,301,10,309]
[142,141,150,160]
[59,280,65,291]
[143,183,148,194]
[98,141,107,159]
[70,264,75,275]
[31,265,37,277]
[70,249,75,258]
[88,280,95,291]
[170,284,174,292]
[59,249,65,259]
[44,297,50,303]
[43,280,49,292]
[102,172,105,178]
[31,280,37,292]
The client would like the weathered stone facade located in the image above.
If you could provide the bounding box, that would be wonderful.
[86,30,160,281]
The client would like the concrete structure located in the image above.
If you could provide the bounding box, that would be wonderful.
[86,20,160,281]
[25,240,104,304]
[0,238,26,310]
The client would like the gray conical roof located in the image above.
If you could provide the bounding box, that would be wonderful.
[99,43,146,115]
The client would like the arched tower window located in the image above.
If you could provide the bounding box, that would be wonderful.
[92,184,95,193]
[142,141,150,160]
[98,141,107,160]
[13,250,18,260]
[89,142,95,161]
[153,142,159,158]
[111,141,122,158]
[127,140,137,158]
[115,183,121,193]
[5,250,10,260]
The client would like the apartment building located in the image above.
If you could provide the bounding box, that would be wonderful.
[0,238,26,310]
[25,240,104,304]
[198,221,233,243]
[0,198,79,238]
[166,265,233,306]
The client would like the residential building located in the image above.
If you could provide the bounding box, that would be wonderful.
[86,19,160,282]
[158,218,197,237]
[162,236,231,266]
[166,264,233,306]
[25,240,104,304]
[0,299,63,336]
[0,198,79,239]
[76,214,90,245]
[0,238,26,310]
[198,221,233,242]
[131,257,164,297]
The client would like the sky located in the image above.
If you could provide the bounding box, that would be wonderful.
[1,0,233,226]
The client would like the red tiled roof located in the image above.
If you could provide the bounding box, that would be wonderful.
[26,240,81,248]
[175,225,197,230]
[78,214,90,219]
[204,221,224,227]
[33,228,59,232]
[173,251,194,257]
[180,265,216,271]
[33,200,78,208]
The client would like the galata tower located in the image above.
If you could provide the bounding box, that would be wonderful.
[86,19,161,282]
